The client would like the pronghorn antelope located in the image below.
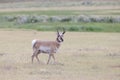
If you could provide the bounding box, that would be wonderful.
[32,28,66,64]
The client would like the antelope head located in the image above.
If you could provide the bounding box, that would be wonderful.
[56,28,66,43]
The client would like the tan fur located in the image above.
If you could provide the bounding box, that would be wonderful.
[33,40,60,53]
[32,40,61,64]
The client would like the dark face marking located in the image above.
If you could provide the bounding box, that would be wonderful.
[57,33,64,42]
[56,28,66,43]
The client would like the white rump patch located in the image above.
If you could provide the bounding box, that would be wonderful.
[32,39,37,48]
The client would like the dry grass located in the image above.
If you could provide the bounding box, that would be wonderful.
[0,6,120,12]
[0,30,120,80]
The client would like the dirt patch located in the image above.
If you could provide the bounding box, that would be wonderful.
[0,53,6,56]
[110,65,120,68]
[52,62,64,66]
[3,65,17,71]
[106,53,120,57]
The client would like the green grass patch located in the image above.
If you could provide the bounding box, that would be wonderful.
[0,20,120,32]
[0,9,120,32]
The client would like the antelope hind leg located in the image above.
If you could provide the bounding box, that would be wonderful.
[32,50,39,63]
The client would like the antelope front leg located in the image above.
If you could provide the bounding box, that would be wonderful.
[47,54,52,64]
[51,54,56,64]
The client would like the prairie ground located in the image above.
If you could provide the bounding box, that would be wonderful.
[0,30,120,80]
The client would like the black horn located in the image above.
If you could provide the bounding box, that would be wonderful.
[62,28,66,34]
[57,28,60,35]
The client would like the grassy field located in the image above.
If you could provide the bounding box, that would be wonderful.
[0,30,120,80]
[0,1,120,79]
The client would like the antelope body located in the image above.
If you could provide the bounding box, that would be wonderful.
[32,28,65,64]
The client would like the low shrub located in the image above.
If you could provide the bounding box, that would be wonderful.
[81,1,93,5]
[77,15,91,22]
[16,15,29,24]
[49,16,61,22]
[5,16,17,22]
[4,15,120,24]
[60,16,72,22]
[36,15,49,23]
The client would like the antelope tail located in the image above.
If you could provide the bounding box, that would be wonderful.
[32,39,37,48]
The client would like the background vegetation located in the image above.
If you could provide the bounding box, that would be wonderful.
[0,0,120,32]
